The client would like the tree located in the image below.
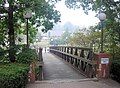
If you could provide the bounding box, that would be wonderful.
[65,0,120,58]
[68,27,90,47]
[0,0,61,62]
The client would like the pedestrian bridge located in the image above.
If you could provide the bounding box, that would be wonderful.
[48,46,97,79]
[27,46,120,88]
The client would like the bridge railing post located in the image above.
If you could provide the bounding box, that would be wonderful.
[74,48,78,67]
[39,47,43,80]
[39,48,43,62]
[80,50,85,71]
[60,47,62,58]
[67,47,70,62]
[70,47,74,64]
[58,47,60,55]
[62,47,64,59]
[63,47,66,60]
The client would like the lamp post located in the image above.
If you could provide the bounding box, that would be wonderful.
[98,12,106,53]
[97,0,106,53]
[23,11,32,48]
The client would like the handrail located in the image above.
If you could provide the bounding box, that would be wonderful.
[50,49,96,65]
[49,46,97,78]
[50,46,92,50]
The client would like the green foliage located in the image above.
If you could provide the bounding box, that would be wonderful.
[110,60,120,83]
[0,63,29,88]
[29,26,37,43]
[0,56,9,64]
[65,0,120,56]
[69,32,90,47]
[0,48,9,63]
[35,66,42,80]
[68,27,99,48]
[32,0,61,32]
[17,48,38,64]
[108,45,120,60]
[0,0,61,62]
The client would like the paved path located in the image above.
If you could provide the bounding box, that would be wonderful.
[27,52,120,88]
[43,52,85,80]
[27,79,120,88]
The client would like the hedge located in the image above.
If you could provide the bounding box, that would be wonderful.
[0,63,29,88]
[17,48,38,64]
[110,59,120,83]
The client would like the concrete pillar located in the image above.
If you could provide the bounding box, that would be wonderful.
[95,53,110,78]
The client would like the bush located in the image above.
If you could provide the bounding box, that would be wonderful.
[0,56,10,63]
[0,48,9,63]
[35,66,42,80]
[0,63,29,88]
[17,48,38,64]
[110,59,120,83]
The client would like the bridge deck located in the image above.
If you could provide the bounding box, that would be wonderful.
[43,52,85,80]
[27,52,120,88]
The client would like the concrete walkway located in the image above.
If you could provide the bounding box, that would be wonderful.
[43,52,85,80]
[27,52,120,88]
[27,78,120,88]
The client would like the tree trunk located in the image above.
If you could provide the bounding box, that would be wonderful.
[8,5,15,62]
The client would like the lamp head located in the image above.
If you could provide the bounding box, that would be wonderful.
[98,12,106,21]
[23,10,32,19]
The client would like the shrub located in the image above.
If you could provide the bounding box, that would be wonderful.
[35,66,43,80]
[0,56,10,63]
[17,48,38,64]
[110,59,120,83]
[0,48,9,63]
[0,63,29,88]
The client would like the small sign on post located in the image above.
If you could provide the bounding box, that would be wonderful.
[101,58,109,64]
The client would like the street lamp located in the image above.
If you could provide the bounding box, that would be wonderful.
[98,12,106,53]
[23,11,32,48]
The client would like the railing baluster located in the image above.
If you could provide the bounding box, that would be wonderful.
[86,50,95,77]
[67,47,70,62]
[70,47,74,64]
[61,47,64,59]
[74,48,78,67]
[63,47,66,60]
[77,50,80,68]
[80,50,85,71]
